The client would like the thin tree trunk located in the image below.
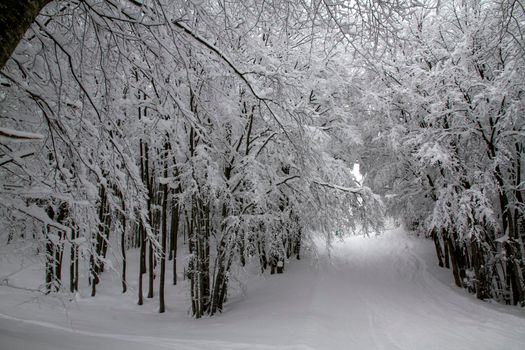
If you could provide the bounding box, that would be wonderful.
[443,235,450,269]
[171,197,179,285]
[70,225,77,293]
[100,201,111,273]
[45,226,54,293]
[138,140,146,305]
[74,229,79,291]
[238,231,246,267]
[159,142,169,313]
[188,210,198,316]
[120,199,127,294]
[90,252,97,297]
[144,142,154,299]
[138,223,145,305]
[44,205,56,292]
[147,235,155,298]
[55,230,63,289]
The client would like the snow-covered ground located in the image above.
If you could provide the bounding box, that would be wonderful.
[1,228,525,350]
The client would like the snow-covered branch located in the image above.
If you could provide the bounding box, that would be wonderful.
[0,127,44,142]
[312,180,364,195]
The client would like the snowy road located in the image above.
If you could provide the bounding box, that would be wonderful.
[1,228,525,349]
[302,231,525,349]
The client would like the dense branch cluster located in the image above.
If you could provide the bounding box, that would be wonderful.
[0,0,382,316]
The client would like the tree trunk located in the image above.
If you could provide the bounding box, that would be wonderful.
[188,212,198,317]
[138,140,146,305]
[44,205,56,292]
[120,201,127,294]
[45,226,54,293]
[70,225,78,293]
[159,143,169,313]
[257,236,267,273]
[294,229,302,260]
[74,233,79,291]
[138,223,145,305]
[238,231,246,267]
[189,198,211,318]
[210,244,234,315]
[0,0,51,69]
[432,229,444,268]
[171,197,179,285]
[210,226,229,315]
[446,235,463,288]
[505,241,524,305]
[54,203,70,290]
[276,259,284,274]
[144,142,154,299]
[91,186,107,297]
[471,238,489,300]
[443,235,450,269]
[54,230,63,289]
[99,201,111,273]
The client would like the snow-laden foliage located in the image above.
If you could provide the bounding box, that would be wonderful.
[360,0,525,305]
[1,0,387,316]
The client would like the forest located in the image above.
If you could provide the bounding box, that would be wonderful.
[0,0,524,327]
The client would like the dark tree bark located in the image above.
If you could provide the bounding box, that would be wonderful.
[443,236,450,269]
[45,230,54,292]
[159,143,169,313]
[505,241,524,305]
[120,199,127,294]
[170,197,179,285]
[294,229,302,260]
[0,0,51,69]
[257,236,267,273]
[137,224,145,306]
[70,224,78,293]
[90,185,107,297]
[44,205,56,293]
[55,202,72,290]
[187,213,198,316]
[238,232,246,267]
[276,260,284,274]
[471,238,490,300]
[432,229,444,268]
[99,200,111,273]
[138,141,146,306]
[446,235,463,288]
[144,142,154,299]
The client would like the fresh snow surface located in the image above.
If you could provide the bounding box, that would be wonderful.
[1,228,525,350]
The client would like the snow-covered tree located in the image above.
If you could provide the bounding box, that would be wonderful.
[361,0,525,305]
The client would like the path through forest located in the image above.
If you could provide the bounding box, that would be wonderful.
[1,228,525,349]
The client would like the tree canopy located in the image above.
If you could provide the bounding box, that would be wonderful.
[1,0,524,313]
